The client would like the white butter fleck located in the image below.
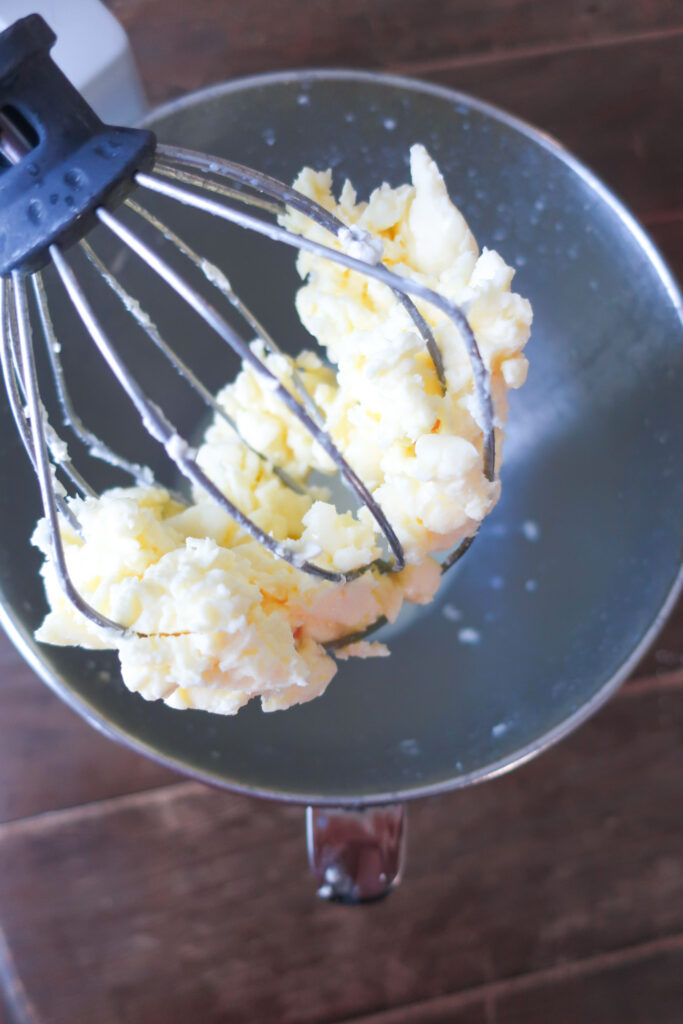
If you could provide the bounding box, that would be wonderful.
[442,603,462,622]
[399,738,420,756]
[337,225,384,265]
[521,520,540,541]
[45,425,69,464]
[458,627,481,645]
[165,434,195,463]
[200,259,233,296]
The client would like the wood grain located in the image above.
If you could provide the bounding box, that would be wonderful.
[0,683,680,1024]
[490,943,683,1024]
[105,2,683,224]
[106,0,683,104]
[108,10,683,223]
[0,5,681,1022]
[350,998,488,1024]
[419,33,683,219]
[341,939,683,1022]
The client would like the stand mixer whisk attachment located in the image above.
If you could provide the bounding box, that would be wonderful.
[0,15,494,639]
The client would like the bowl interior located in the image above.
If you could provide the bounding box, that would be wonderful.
[1,72,681,803]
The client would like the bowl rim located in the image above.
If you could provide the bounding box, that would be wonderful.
[2,67,682,807]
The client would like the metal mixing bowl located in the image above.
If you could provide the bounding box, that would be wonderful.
[1,71,681,813]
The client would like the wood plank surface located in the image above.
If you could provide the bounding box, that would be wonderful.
[108,6,683,225]
[0,681,680,1024]
[490,943,683,1024]
[342,940,683,1023]
[419,33,683,220]
[0,3,681,1023]
[107,0,683,104]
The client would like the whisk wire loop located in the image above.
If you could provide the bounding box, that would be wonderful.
[142,154,496,574]
[96,204,407,575]
[1,278,91,518]
[2,149,494,630]
[154,147,450,391]
[50,236,367,584]
[31,273,153,488]
[0,15,495,645]
[137,159,494,481]
[8,271,125,634]
[124,196,325,426]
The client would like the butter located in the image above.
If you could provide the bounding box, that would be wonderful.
[33,145,531,714]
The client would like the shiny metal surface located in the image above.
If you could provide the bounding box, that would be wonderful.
[0,70,681,805]
[307,804,405,903]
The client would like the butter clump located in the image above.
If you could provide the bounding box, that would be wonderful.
[33,145,531,714]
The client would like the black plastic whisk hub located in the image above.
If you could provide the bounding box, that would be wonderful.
[0,14,155,276]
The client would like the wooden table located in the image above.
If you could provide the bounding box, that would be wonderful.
[1,2,681,1021]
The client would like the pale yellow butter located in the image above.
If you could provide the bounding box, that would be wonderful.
[33,145,531,714]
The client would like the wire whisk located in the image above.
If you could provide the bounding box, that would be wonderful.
[0,14,494,639]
